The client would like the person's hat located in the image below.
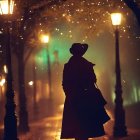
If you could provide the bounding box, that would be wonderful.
[70,43,88,56]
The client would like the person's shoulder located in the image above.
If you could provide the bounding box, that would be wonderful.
[63,63,68,68]
[81,57,95,67]
[63,61,71,69]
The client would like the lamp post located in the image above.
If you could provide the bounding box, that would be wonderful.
[32,59,39,119]
[0,0,18,139]
[111,13,127,137]
[41,34,52,100]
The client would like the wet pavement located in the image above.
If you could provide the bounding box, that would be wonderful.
[1,106,140,140]
[18,105,114,140]
[19,107,140,140]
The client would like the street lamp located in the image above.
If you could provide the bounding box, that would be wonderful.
[111,13,127,137]
[0,0,18,139]
[41,34,52,100]
[32,59,39,119]
[40,34,49,44]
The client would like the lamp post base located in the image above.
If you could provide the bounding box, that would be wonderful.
[113,126,127,137]
[4,98,19,140]
[113,108,128,137]
[18,110,30,133]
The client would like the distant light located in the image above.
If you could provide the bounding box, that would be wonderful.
[123,80,126,83]
[3,65,8,73]
[111,13,122,26]
[28,81,34,86]
[0,78,6,86]
[62,13,66,17]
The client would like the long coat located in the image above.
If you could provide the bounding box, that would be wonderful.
[61,56,110,139]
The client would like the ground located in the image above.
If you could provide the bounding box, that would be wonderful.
[1,105,140,140]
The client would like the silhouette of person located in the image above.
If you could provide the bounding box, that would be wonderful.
[61,43,110,140]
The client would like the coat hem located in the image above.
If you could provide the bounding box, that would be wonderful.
[61,132,106,139]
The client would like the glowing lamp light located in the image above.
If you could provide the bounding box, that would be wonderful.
[111,13,122,26]
[0,0,14,15]
[0,78,6,86]
[40,35,49,43]
[3,65,8,73]
[28,81,34,86]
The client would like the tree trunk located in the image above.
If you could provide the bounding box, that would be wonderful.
[17,50,29,133]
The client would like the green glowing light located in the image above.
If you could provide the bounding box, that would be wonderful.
[35,48,47,67]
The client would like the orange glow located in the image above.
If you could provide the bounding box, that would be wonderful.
[40,34,49,43]
[111,13,122,26]
[0,0,14,15]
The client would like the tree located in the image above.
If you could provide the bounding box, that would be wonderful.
[11,0,66,133]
